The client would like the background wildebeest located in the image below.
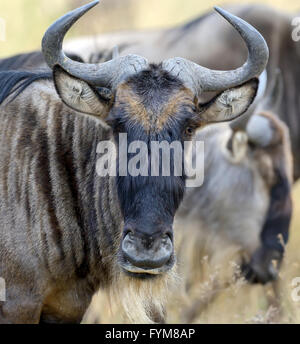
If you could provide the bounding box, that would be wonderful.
[64,4,300,181]
[0,51,84,72]
[174,71,293,322]
[0,1,268,323]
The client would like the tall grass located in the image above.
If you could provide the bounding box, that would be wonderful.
[84,181,300,324]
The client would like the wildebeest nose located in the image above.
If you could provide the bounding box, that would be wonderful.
[121,230,173,270]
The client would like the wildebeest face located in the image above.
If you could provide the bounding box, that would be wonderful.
[53,64,258,277]
[109,66,191,277]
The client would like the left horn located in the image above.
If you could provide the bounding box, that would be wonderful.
[42,0,148,89]
[162,7,269,94]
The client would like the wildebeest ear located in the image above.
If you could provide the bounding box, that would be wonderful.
[198,78,259,123]
[53,65,112,119]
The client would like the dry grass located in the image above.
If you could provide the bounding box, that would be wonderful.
[166,182,300,324]
[84,182,300,324]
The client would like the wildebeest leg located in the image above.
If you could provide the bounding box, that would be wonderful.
[264,280,282,321]
[242,168,292,284]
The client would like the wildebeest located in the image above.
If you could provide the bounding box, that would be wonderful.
[65,4,300,180]
[82,71,294,324]
[0,51,47,71]
[0,51,84,72]
[0,1,268,323]
[172,70,293,322]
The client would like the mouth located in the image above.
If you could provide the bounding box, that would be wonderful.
[119,254,175,279]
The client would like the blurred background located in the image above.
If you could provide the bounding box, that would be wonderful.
[1,0,300,323]
[0,0,299,58]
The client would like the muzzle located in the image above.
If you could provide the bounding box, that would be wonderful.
[120,227,174,276]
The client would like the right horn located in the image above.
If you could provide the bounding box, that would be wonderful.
[246,69,284,147]
[163,7,269,95]
[230,69,268,131]
[259,68,283,113]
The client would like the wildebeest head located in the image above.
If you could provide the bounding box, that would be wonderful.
[41,1,268,277]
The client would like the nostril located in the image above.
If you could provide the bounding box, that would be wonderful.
[162,234,170,245]
[123,226,134,238]
[121,230,174,270]
[163,229,173,242]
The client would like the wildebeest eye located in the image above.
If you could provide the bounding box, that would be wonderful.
[185,127,194,136]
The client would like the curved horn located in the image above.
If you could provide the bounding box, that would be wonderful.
[42,0,148,88]
[230,69,267,131]
[260,68,283,113]
[246,69,284,147]
[162,7,269,94]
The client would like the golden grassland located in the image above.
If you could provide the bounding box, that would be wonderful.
[191,181,300,324]
[0,0,299,58]
[83,182,300,324]
[174,180,300,324]
[0,0,300,323]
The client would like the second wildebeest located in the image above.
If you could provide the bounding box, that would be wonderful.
[0,1,268,323]
[173,71,293,322]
